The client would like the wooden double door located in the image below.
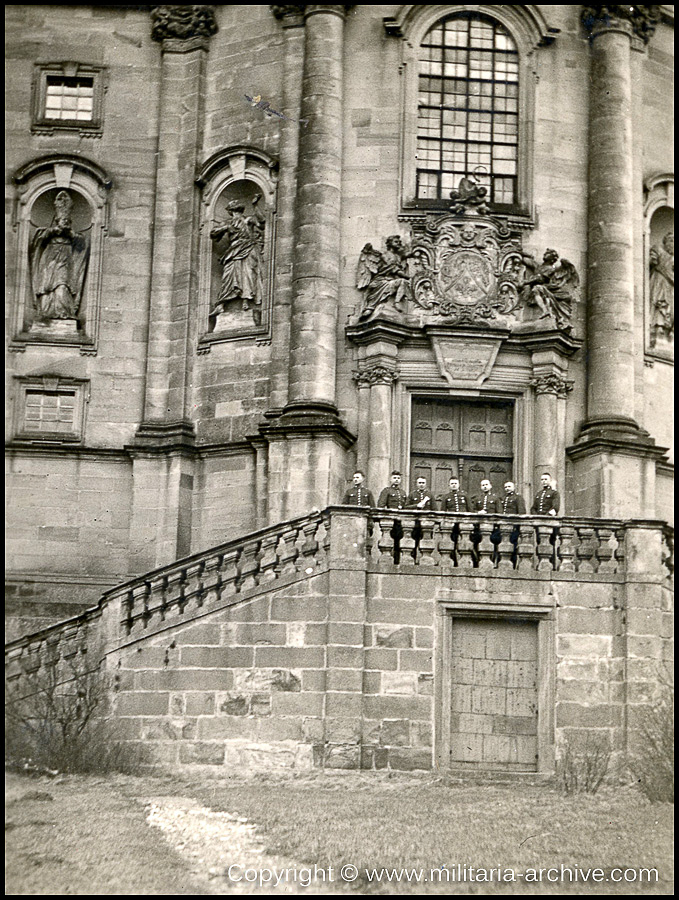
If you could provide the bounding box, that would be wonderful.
[410,398,514,501]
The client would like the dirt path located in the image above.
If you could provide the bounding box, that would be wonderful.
[5,773,346,895]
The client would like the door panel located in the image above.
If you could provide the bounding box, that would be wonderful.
[411,398,513,500]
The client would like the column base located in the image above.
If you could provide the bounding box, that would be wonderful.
[567,419,668,518]
[260,404,356,522]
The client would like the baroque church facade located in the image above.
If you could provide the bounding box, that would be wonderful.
[5,5,674,774]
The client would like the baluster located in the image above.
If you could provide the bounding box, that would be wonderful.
[239,539,261,591]
[258,531,281,583]
[220,547,241,597]
[122,588,135,633]
[556,523,576,573]
[277,526,300,575]
[477,519,495,570]
[614,527,627,574]
[575,525,597,573]
[437,519,455,568]
[495,521,516,572]
[595,526,616,574]
[177,569,188,614]
[418,516,437,566]
[138,582,152,627]
[399,514,418,567]
[535,523,555,571]
[374,515,395,563]
[301,518,321,567]
[293,524,309,572]
[457,519,476,568]
[195,559,206,607]
[516,523,536,571]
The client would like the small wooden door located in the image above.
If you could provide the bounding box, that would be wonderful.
[449,617,539,771]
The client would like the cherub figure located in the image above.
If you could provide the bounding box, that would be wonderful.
[356,235,412,320]
[520,248,579,331]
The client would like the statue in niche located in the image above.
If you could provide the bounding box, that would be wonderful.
[29,190,90,325]
[210,196,265,327]
[518,248,579,332]
[356,235,412,320]
[649,231,674,346]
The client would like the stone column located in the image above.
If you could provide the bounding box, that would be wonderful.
[530,371,573,503]
[365,366,398,497]
[128,6,217,569]
[268,6,305,412]
[286,4,347,410]
[261,5,355,521]
[568,6,665,518]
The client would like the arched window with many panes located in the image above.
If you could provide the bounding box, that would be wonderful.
[416,13,519,208]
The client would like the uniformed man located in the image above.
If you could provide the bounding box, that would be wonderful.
[472,478,499,513]
[531,473,560,516]
[439,477,470,512]
[377,471,408,509]
[501,481,527,515]
[407,476,433,510]
[341,470,375,507]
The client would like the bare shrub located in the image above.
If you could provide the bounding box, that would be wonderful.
[5,653,145,775]
[557,732,611,795]
[631,674,674,803]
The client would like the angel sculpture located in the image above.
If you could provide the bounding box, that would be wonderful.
[356,235,412,320]
[519,249,579,331]
[449,173,488,215]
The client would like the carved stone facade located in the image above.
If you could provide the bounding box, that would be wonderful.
[4,1,674,774]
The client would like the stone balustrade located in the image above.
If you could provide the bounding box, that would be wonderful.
[367,511,628,574]
[5,508,673,696]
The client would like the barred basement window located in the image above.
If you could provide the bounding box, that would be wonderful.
[23,390,77,434]
[416,14,519,207]
[32,63,106,136]
[13,376,89,442]
[44,76,94,122]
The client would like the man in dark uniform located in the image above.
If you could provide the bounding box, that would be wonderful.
[531,473,560,516]
[471,478,499,565]
[407,476,433,510]
[377,471,407,509]
[472,478,499,513]
[501,481,527,515]
[501,481,526,567]
[377,470,407,564]
[439,476,470,512]
[439,476,469,566]
[341,470,375,507]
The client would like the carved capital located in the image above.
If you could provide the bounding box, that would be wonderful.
[151,6,218,43]
[581,5,661,43]
[530,374,574,398]
[271,4,306,20]
[353,366,399,387]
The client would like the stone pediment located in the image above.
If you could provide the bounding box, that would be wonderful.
[351,211,580,337]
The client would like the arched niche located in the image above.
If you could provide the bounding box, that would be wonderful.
[9,155,111,354]
[644,173,674,360]
[195,146,278,351]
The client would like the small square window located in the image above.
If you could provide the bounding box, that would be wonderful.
[32,63,106,136]
[14,377,88,443]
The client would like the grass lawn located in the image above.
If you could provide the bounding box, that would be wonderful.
[186,771,674,895]
[5,769,674,895]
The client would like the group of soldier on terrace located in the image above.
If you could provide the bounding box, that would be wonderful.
[342,471,560,517]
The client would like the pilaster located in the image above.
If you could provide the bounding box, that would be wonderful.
[128,6,217,566]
